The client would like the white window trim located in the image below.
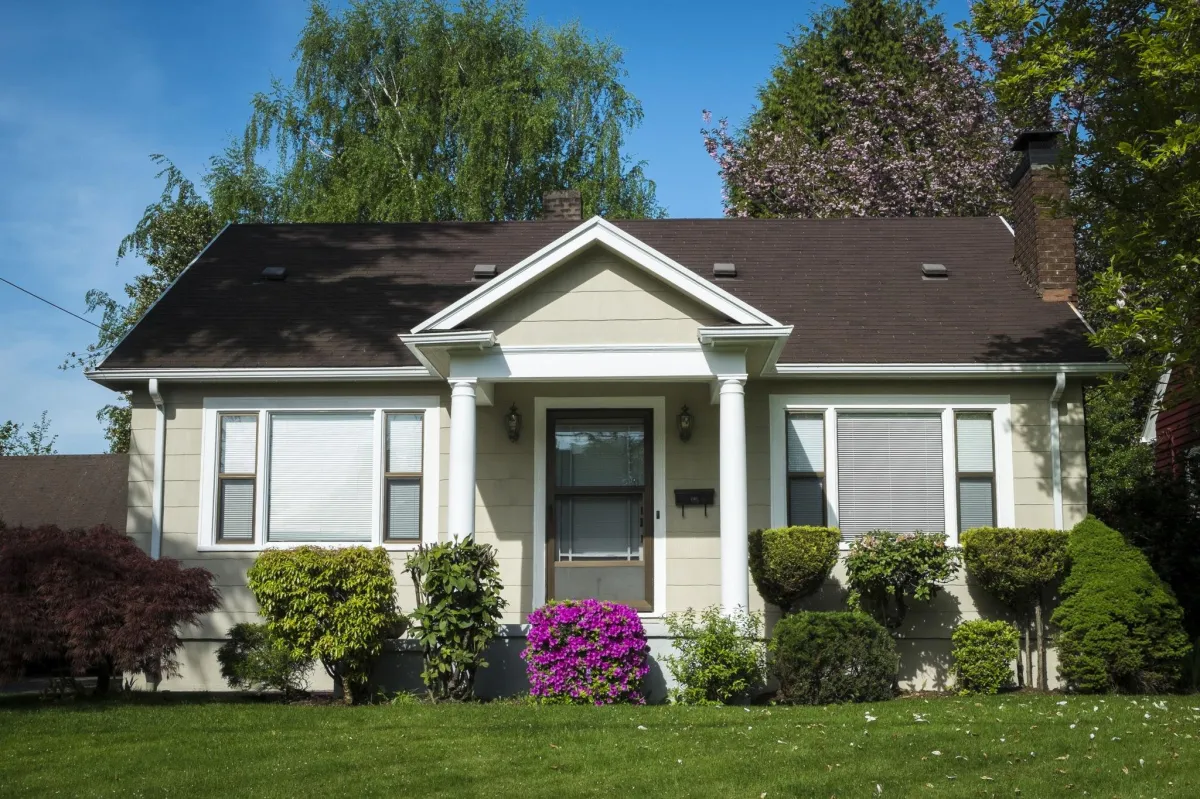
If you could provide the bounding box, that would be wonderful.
[768,394,1014,548]
[532,395,668,618]
[198,396,440,552]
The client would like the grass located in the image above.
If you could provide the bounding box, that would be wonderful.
[1,694,1198,797]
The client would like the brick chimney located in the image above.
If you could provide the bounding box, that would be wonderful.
[542,189,583,221]
[1009,131,1077,302]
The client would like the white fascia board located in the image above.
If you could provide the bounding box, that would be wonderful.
[412,216,780,332]
[1141,369,1172,443]
[697,325,793,344]
[449,344,746,382]
[398,330,497,348]
[86,366,435,384]
[771,362,1125,377]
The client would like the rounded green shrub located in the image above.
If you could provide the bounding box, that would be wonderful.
[1051,516,1190,693]
[217,623,313,698]
[247,546,405,704]
[769,611,896,704]
[952,619,1019,695]
[748,526,840,613]
[960,527,1068,611]
[663,606,765,705]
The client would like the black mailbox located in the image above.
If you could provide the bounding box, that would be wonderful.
[674,488,715,517]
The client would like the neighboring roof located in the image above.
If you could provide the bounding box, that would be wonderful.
[98,218,1106,370]
[0,455,128,533]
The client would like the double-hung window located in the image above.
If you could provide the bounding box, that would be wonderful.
[202,398,436,548]
[774,396,1010,546]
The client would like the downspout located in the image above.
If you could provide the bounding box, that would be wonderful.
[1049,371,1066,530]
[149,379,166,560]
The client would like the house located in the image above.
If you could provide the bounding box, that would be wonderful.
[1142,369,1200,479]
[86,131,1118,695]
[0,454,129,532]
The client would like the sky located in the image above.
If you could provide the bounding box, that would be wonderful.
[0,0,970,454]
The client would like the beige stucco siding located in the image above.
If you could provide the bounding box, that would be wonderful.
[477,246,725,345]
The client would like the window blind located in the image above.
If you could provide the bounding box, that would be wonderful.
[220,415,257,474]
[387,413,423,473]
[956,413,995,531]
[958,478,995,531]
[386,478,421,540]
[786,414,825,472]
[837,413,945,538]
[956,414,994,472]
[218,479,255,541]
[267,412,374,543]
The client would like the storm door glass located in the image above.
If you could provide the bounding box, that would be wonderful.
[548,410,652,610]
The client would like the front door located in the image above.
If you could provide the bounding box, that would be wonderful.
[546,409,653,611]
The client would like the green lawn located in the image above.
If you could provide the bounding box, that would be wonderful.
[1,694,1198,797]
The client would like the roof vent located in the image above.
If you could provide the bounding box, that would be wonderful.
[713,262,737,278]
[921,263,948,280]
[473,264,498,280]
[261,266,287,281]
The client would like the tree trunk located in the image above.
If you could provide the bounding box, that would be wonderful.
[1035,595,1048,691]
[1024,626,1033,690]
[94,660,112,697]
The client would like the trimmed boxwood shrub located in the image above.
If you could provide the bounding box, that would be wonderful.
[663,606,765,705]
[769,611,896,704]
[246,546,405,705]
[523,599,649,705]
[960,526,1068,689]
[1051,516,1190,693]
[217,623,312,698]
[748,526,840,613]
[952,620,1019,695]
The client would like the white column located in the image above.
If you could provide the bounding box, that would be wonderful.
[448,379,478,542]
[719,376,749,614]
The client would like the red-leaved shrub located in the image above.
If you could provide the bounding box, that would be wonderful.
[0,523,220,692]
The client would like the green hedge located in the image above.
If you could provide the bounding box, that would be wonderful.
[1051,516,1190,693]
[748,526,840,613]
[769,611,896,704]
[952,620,1018,695]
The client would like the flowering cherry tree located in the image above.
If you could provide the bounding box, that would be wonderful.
[703,32,1012,218]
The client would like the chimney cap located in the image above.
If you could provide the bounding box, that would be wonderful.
[1011,129,1061,152]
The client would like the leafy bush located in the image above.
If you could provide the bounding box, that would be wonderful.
[748,526,840,613]
[952,620,1019,695]
[523,599,649,705]
[405,540,507,701]
[960,526,1068,689]
[769,611,896,704]
[0,524,219,693]
[246,546,404,705]
[663,606,765,705]
[1051,516,1190,693]
[216,623,312,698]
[844,532,960,630]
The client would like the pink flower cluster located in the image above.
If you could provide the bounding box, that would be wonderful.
[522,599,650,705]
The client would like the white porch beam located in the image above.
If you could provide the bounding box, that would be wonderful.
[448,379,478,542]
[719,376,749,614]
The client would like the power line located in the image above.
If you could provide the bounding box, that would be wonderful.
[0,276,100,328]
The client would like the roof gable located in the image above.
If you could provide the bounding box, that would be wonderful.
[413,217,780,332]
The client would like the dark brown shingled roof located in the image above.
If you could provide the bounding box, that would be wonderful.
[0,455,128,533]
[99,218,1105,369]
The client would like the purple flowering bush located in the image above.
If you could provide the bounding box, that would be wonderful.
[522,599,650,705]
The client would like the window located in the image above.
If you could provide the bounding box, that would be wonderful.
[201,397,436,549]
[837,413,945,539]
[786,413,826,526]
[217,414,257,541]
[547,410,653,611]
[385,413,423,541]
[956,412,996,532]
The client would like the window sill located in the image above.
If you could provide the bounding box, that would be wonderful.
[197,541,426,553]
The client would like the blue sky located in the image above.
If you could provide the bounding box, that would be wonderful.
[0,0,969,453]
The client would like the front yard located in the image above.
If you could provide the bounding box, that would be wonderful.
[2,694,1197,797]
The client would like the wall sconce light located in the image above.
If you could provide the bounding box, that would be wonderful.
[505,403,523,443]
[676,405,694,442]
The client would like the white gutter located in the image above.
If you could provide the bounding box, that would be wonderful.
[148,378,166,560]
[1049,371,1066,530]
[87,366,434,384]
[772,362,1123,377]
